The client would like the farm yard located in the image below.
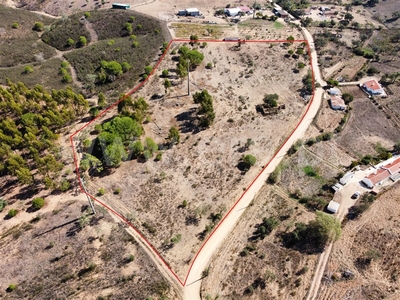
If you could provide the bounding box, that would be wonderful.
[317,182,400,300]
[80,40,310,278]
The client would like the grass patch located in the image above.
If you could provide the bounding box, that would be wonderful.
[170,23,229,39]
[41,15,91,51]
[273,21,284,29]
[303,165,318,177]
[0,58,79,91]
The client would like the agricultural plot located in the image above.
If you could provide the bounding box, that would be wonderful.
[80,40,310,279]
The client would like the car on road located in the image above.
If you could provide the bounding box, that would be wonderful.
[351,191,361,199]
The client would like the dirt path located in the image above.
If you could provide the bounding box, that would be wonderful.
[85,21,98,44]
[182,26,326,299]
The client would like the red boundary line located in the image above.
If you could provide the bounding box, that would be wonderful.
[69,38,315,287]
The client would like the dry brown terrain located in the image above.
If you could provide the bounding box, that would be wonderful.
[335,86,400,157]
[201,185,319,299]
[82,40,309,279]
[317,182,400,300]
[0,196,178,300]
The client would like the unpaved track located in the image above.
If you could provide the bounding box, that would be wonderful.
[182,26,326,299]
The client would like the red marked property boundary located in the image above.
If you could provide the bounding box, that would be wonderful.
[69,38,316,287]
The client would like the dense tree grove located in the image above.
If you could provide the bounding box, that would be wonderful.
[193,90,215,127]
[0,81,89,187]
[176,46,204,78]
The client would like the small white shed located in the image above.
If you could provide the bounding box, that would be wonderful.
[327,200,340,213]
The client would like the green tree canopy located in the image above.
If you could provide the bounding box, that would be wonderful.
[263,94,279,107]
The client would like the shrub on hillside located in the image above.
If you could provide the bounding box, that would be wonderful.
[32,197,45,210]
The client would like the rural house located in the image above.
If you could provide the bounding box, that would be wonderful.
[361,79,385,96]
[224,7,242,17]
[362,157,400,188]
[178,8,201,16]
[274,8,289,18]
[330,95,346,110]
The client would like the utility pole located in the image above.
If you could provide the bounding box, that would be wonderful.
[80,177,96,215]
[187,59,190,96]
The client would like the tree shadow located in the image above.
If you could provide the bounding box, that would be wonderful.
[175,108,200,134]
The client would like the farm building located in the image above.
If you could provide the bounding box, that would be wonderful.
[361,79,385,96]
[327,201,340,213]
[274,8,289,18]
[178,8,201,16]
[330,95,346,110]
[328,87,340,95]
[112,3,130,9]
[224,7,242,17]
[362,157,400,188]
[238,6,252,14]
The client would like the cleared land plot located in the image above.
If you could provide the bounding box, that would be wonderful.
[278,146,339,199]
[201,186,318,299]
[335,86,400,157]
[84,41,309,279]
[317,183,400,300]
[0,5,55,67]
[314,97,346,133]
[0,199,177,300]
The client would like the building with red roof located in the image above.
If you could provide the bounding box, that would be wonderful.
[362,157,400,188]
[362,79,384,95]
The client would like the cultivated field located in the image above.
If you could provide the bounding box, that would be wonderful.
[317,182,400,300]
[82,40,309,279]
[201,185,319,299]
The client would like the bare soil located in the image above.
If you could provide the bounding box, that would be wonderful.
[317,182,400,300]
[200,185,318,299]
[335,86,400,157]
[84,40,308,279]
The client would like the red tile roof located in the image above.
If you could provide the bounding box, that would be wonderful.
[383,157,400,174]
[366,169,391,185]
[363,79,381,91]
[238,6,251,12]
[366,157,400,185]
[330,95,345,108]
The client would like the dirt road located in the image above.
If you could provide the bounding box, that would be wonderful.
[306,168,369,300]
[182,26,326,299]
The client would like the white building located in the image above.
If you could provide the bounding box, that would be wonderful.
[224,7,242,17]
[361,79,384,96]
[327,201,340,213]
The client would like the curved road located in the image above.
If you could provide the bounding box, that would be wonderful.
[182,26,326,299]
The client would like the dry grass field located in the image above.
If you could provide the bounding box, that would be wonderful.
[317,181,400,300]
[200,185,319,300]
[0,198,177,300]
[82,40,309,279]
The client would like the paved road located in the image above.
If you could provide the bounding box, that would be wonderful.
[182,26,326,299]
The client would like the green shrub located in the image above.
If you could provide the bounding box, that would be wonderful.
[98,188,106,196]
[32,197,45,209]
[84,12,91,18]
[33,22,44,32]
[122,62,131,72]
[7,209,18,218]
[0,198,7,212]
[162,69,169,77]
[12,22,19,29]
[7,284,16,292]
[23,66,34,74]
[243,154,256,167]
[114,188,121,195]
[66,38,75,47]
[62,74,72,83]
[59,179,71,192]
[132,41,139,48]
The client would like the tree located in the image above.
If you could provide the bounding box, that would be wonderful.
[345,13,354,21]
[66,38,75,47]
[98,92,106,108]
[78,36,87,47]
[300,17,313,27]
[23,66,34,74]
[32,197,45,210]
[104,139,128,167]
[193,90,215,127]
[162,69,169,77]
[164,78,172,93]
[394,141,400,153]
[145,137,158,156]
[367,0,379,7]
[167,126,180,145]
[129,140,144,158]
[342,93,354,104]
[263,93,279,107]
[243,154,256,168]
[144,65,153,75]
[33,22,44,31]
[287,35,295,42]
[0,198,7,212]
